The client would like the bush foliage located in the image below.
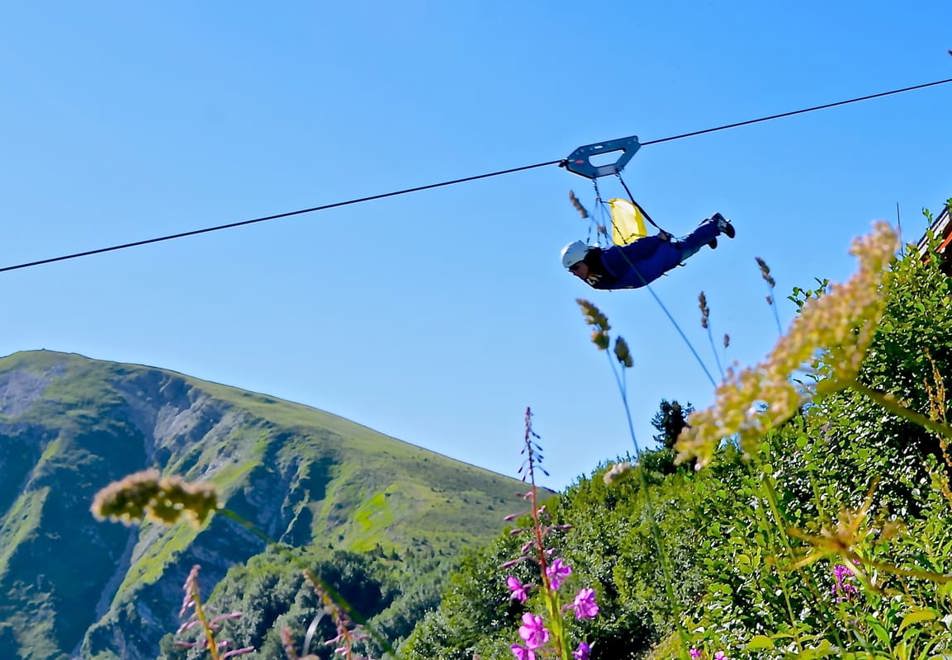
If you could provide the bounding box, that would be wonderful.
[402,224,952,659]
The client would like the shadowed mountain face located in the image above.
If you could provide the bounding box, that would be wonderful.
[0,351,524,659]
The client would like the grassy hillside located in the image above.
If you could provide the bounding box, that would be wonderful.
[0,351,525,659]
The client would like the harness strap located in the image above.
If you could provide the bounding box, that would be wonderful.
[615,172,668,234]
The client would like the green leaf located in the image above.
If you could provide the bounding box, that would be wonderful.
[867,618,891,647]
[746,635,774,651]
[796,640,837,658]
[769,631,797,640]
[898,608,937,632]
[892,640,908,660]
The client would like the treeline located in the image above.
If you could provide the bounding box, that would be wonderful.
[159,544,452,658]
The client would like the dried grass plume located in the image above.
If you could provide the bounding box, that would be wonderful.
[91,469,219,528]
[675,222,898,468]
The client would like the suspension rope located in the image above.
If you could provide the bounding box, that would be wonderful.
[2,76,950,275]
[593,194,719,387]
[592,179,609,248]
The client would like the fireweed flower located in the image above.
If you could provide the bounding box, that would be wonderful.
[831,563,860,601]
[507,409,601,659]
[546,558,573,590]
[690,648,702,659]
[518,613,550,649]
[507,576,529,603]
[175,565,255,658]
[511,643,536,660]
[675,223,898,467]
[302,569,371,659]
[714,652,729,660]
[572,588,599,620]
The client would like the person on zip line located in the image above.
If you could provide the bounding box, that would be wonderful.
[561,213,736,290]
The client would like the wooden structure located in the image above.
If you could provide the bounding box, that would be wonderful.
[916,202,952,275]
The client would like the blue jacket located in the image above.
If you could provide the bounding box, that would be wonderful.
[590,221,719,290]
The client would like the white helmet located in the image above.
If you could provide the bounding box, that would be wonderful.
[560,240,590,269]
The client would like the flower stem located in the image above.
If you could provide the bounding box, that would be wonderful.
[769,296,783,338]
[850,381,952,440]
[752,478,803,653]
[705,327,725,382]
[760,473,847,649]
[603,354,687,655]
[189,585,221,660]
[606,352,641,456]
[523,410,570,659]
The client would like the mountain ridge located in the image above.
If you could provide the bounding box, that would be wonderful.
[5,348,496,474]
[0,349,526,659]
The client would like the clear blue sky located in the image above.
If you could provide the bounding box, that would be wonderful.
[1,2,950,489]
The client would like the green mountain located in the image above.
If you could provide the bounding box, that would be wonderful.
[0,350,525,659]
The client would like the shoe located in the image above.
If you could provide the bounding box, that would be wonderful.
[712,212,735,238]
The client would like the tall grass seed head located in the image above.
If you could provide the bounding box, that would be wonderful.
[592,330,610,350]
[576,299,610,333]
[756,256,777,288]
[698,291,710,329]
[577,299,611,350]
[91,469,219,528]
[613,336,634,368]
[568,190,590,219]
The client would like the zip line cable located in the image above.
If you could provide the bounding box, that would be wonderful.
[0,160,561,274]
[639,77,952,146]
[2,76,951,275]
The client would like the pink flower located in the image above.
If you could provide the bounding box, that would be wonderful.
[714,652,729,660]
[572,588,599,620]
[545,558,573,590]
[507,575,529,603]
[518,613,550,650]
[510,643,535,660]
[689,648,702,660]
[220,649,255,659]
[832,563,859,601]
[573,641,591,660]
